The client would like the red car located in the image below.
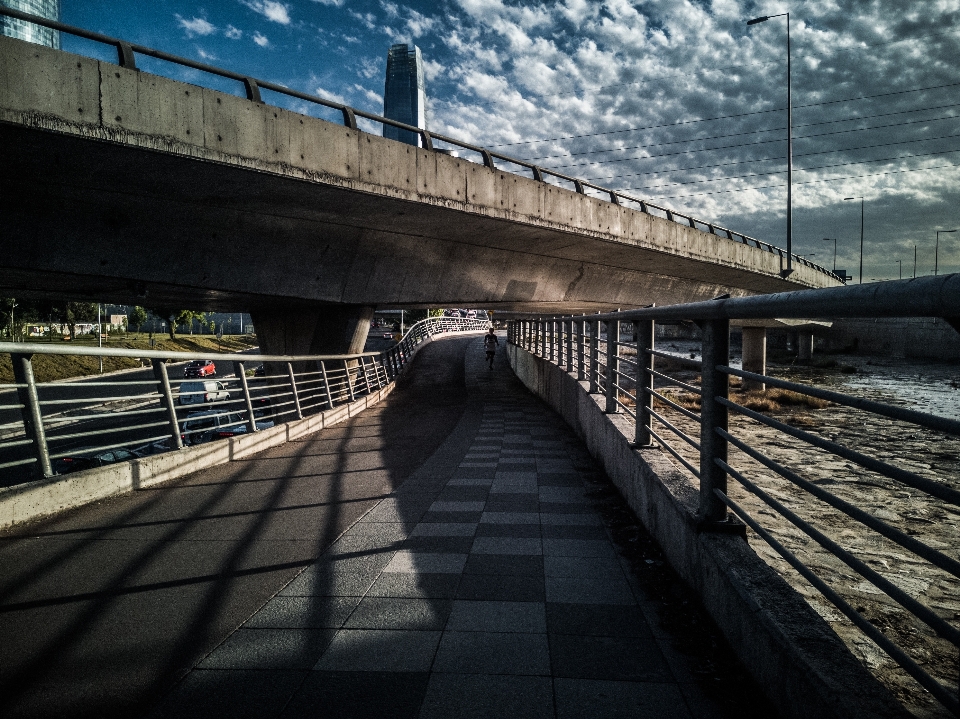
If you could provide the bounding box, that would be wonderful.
[184,360,216,378]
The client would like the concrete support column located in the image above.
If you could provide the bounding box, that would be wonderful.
[797,331,814,361]
[741,327,767,391]
[251,304,374,357]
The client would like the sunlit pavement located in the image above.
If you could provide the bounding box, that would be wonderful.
[0,335,738,718]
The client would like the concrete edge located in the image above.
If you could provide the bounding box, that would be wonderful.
[0,329,481,530]
[506,343,911,719]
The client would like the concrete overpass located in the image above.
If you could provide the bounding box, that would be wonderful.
[0,32,839,354]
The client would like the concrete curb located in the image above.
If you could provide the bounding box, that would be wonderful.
[507,343,911,719]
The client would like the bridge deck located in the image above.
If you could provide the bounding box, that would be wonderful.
[0,335,771,718]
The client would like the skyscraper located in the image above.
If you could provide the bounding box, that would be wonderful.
[383,43,427,147]
[1,0,61,49]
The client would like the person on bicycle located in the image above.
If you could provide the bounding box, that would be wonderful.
[483,327,499,369]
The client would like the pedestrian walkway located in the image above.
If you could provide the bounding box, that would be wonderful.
[150,337,725,718]
[0,334,759,719]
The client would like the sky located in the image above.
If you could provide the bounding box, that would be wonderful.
[58,0,960,282]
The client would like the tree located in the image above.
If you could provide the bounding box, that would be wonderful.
[56,302,97,340]
[128,306,148,337]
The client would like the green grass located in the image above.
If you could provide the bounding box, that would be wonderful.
[0,334,258,383]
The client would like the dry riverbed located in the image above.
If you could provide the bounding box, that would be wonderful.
[626,351,960,719]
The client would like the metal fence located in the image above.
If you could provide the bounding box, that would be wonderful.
[0,5,839,283]
[0,315,489,485]
[508,274,960,716]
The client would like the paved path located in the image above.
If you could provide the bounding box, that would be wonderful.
[0,334,750,718]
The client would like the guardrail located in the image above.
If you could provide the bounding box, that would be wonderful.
[507,274,960,716]
[0,5,840,283]
[0,315,489,485]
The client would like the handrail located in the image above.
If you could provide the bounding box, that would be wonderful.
[0,5,842,283]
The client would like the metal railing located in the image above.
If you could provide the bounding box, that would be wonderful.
[0,5,839,283]
[508,274,960,716]
[0,315,489,484]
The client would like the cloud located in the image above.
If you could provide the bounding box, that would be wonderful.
[312,0,344,5]
[241,0,291,25]
[252,32,270,47]
[349,10,378,31]
[225,25,243,39]
[176,16,216,37]
[196,47,217,61]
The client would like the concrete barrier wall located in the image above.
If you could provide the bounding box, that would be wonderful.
[507,343,910,719]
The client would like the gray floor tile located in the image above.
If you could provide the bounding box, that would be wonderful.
[282,671,429,719]
[366,572,461,599]
[433,631,550,675]
[546,603,653,638]
[411,522,477,537]
[314,629,442,672]
[246,596,361,629]
[463,553,544,577]
[430,501,486,512]
[200,628,335,670]
[541,524,609,540]
[545,576,636,605]
[542,539,616,558]
[475,523,541,538]
[280,553,395,597]
[447,477,495,486]
[446,600,547,633]
[549,634,673,681]
[420,510,483,523]
[539,513,603,526]
[471,536,542,555]
[418,673,554,719]
[152,669,307,719]
[403,536,476,553]
[554,678,693,719]
[344,597,452,630]
[384,550,467,574]
[479,511,539,524]
[456,573,545,602]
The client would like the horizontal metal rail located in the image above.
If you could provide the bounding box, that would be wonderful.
[0,5,841,282]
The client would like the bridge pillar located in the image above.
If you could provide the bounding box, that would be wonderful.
[797,331,814,361]
[741,327,767,391]
[251,305,374,359]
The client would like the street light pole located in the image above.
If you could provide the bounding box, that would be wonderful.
[895,260,902,279]
[843,196,864,283]
[748,12,793,277]
[935,229,957,276]
[822,237,837,272]
[913,245,917,278]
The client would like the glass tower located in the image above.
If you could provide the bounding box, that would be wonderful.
[383,43,427,147]
[1,0,61,49]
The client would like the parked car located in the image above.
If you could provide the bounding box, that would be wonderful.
[184,360,216,378]
[208,415,276,440]
[253,364,265,377]
[178,380,230,405]
[53,447,142,475]
[180,410,246,446]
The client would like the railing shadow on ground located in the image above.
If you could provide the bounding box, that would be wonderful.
[508,273,960,718]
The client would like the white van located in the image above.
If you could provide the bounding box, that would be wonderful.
[178,380,230,405]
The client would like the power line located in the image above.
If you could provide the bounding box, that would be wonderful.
[485,80,960,148]
[527,112,960,163]
[615,148,960,193]
[639,162,960,202]
[544,120,960,171]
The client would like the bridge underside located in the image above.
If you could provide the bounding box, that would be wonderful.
[2,122,796,316]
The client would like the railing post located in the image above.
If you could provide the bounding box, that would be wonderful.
[151,359,184,451]
[699,319,730,523]
[233,361,258,432]
[576,318,586,381]
[343,359,356,402]
[605,319,619,413]
[321,361,335,409]
[540,319,547,357]
[12,353,53,477]
[286,362,303,419]
[636,319,655,447]
[358,356,371,395]
[589,320,600,393]
[565,318,573,371]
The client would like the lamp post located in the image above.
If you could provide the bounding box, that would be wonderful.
[913,245,917,278]
[895,260,902,279]
[747,12,793,277]
[822,238,837,272]
[843,196,864,283]
[935,229,957,276]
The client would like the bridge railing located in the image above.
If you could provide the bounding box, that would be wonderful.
[507,274,960,716]
[0,315,489,486]
[0,6,839,284]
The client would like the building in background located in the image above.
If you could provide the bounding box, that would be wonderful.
[383,43,427,147]
[1,0,61,49]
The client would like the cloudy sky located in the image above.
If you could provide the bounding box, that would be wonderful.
[61,0,960,282]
